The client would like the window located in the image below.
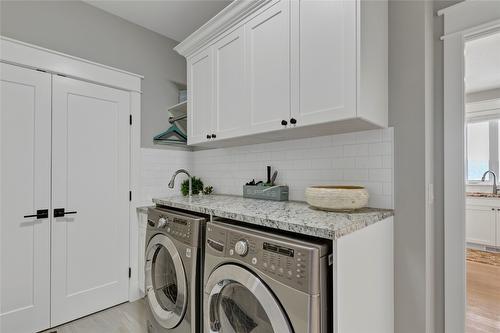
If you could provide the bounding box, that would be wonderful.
[467,121,490,181]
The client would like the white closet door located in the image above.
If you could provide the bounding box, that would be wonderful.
[51,76,130,326]
[0,63,51,333]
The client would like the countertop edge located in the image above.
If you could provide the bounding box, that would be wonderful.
[152,196,393,240]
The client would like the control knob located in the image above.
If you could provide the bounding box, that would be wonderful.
[158,217,168,228]
[234,240,249,256]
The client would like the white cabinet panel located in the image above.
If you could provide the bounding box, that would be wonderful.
[246,0,290,133]
[497,211,500,246]
[51,76,130,326]
[466,205,496,246]
[188,48,214,144]
[0,63,51,333]
[291,0,356,126]
[175,0,388,147]
[214,26,249,139]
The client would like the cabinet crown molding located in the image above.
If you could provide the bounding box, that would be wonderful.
[174,0,271,57]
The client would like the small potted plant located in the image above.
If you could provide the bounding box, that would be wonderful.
[180,177,204,196]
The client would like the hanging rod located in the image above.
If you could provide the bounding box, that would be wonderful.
[169,114,187,124]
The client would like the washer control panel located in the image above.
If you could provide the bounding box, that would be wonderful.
[206,221,328,294]
[147,207,206,246]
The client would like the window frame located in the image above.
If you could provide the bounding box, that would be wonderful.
[465,100,500,184]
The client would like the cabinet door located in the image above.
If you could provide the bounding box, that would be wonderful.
[188,48,214,145]
[465,205,496,245]
[497,210,500,247]
[290,0,356,126]
[51,76,130,326]
[0,63,51,333]
[246,0,290,134]
[214,26,249,139]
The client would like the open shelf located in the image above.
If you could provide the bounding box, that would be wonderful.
[168,100,187,114]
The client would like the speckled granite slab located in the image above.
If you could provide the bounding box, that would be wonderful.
[136,206,152,214]
[467,192,500,199]
[152,195,393,240]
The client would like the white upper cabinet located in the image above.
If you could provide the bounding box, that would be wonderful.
[246,0,290,134]
[175,0,388,147]
[213,26,250,140]
[188,48,214,144]
[290,0,356,125]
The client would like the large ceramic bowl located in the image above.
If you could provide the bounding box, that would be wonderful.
[305,186,369,211]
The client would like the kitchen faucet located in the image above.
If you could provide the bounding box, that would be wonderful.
[481,170,498,194]
[168,169,192,197]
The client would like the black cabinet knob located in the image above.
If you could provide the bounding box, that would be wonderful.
[290,118,297,125]
[206,134,211,139]
[211,134,216,138]
[281,120,288,126]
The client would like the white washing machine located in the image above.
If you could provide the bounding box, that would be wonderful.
[145,207,207,333]
[203,219,332,333]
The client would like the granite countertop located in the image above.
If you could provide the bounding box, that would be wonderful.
[467,192,500,199]
[152,195,393,240]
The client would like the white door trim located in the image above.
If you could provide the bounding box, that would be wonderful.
[440,3,500,333]
[0,36,143,303]
[0,36,143,92]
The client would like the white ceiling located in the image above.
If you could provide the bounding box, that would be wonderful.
[84,0,232,42]
[465,32,500,93]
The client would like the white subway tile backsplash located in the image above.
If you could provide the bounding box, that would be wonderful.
[369,142,392,156]
[355,156,383,169]
[141,128,394,209]
[343,169,370,181]
[369,169,392,182]
[343,144,369,157]
[355,129,383,143]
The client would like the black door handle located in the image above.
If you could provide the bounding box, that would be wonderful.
[281,120,288,126]
[54,208,77,218]
[24,209,49,219]
[290,118,297,125]
[206,134,211,139]
[211,134,216,138]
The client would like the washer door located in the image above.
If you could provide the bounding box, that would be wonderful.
[145,234,187,329]
[205,264,293,333]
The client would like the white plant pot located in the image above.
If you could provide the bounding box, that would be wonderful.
[305,186,369,211]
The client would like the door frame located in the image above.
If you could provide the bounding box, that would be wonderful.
[438,3,500,333]
[0,36,144,302]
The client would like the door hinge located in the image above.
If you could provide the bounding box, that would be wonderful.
[129,114,132,125]
[129,191,132,202]
[128,267,131,278]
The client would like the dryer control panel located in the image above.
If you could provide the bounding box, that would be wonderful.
[206,220,329,295]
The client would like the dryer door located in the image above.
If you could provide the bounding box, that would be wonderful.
[205,264,293,333]
[145,234,187,329]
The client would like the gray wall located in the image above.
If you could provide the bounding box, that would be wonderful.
[0,0,186,149]
[389,1,428,331]
[389,1,461,332]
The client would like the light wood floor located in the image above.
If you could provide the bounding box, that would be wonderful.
[35,262,499,333]
[40,299,147,333]
[467,261,500,333]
